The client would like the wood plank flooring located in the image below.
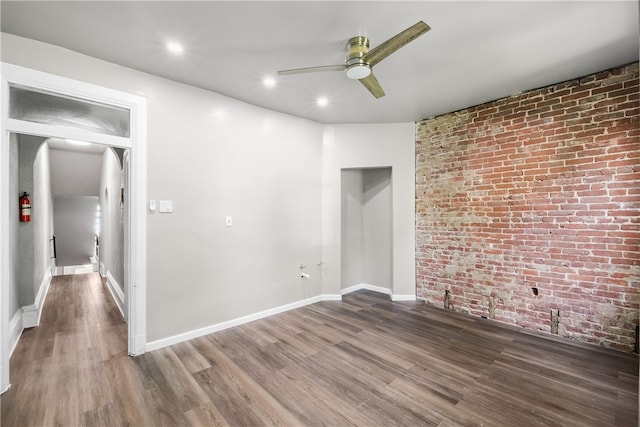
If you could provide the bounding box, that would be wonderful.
[2,273,638,426]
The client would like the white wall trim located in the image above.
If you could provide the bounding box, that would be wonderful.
[1,62,11,393]
[146,293,341,352]
[391,294,417,302]
[145,286,413,354]
[8,310,22,358]
[341,283,416,301]
[22,268,52,328]
[0,63,148,365]
[105,270,125,319]
[342,283,391,296]
[21,306,38,329]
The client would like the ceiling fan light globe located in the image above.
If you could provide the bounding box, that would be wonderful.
[345,63,371,80]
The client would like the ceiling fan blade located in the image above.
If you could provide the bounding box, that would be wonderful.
[363,21,431,67]
[359,72,385,98]
[277,65,345,76]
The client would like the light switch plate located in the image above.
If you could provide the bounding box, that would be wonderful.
[159,200,173,213]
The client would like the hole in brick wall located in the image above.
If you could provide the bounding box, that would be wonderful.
[551,309,559,334]
[531,287,539,296]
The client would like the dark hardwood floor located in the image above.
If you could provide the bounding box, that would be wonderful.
[2,273,638,426]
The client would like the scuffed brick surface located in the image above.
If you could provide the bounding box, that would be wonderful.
[416,63,639,351]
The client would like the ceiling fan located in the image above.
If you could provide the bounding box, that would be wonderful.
[277,21,431,99]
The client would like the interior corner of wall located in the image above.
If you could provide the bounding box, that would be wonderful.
[321,125,336,146]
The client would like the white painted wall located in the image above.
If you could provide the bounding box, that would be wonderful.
[322,124,415,299]
[49,149,102,196]
[362,168,392,288]
[340,169,364,289]
[1,33,324,341]
[17,135,47,305]
[7,133,54,353]
[99,148,124,289]
[32,143,54,298]
[53,195,99,266]
[8,135,19,321]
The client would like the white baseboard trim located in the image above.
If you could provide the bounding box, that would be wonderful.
[392,294,417,302]
[144,287,413,353]
[342,283,416,302]
[106,271,125,319]
[342,283,392,296]
[54,264,97,276]
[321,294,342,301]
[22,268,52,328]
[9,310,23,357]
[99,262,106,277]
[146,293,341,352]
[21,305,38,329]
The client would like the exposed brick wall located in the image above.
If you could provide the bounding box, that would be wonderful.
[415,63,639,351]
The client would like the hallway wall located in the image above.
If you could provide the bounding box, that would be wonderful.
[32,142,54,301]
[53,195,99,266]
[16,135,51,307]
[8,135,19,325]
[99,148,124,290]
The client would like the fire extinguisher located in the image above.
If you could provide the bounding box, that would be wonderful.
[20,192,31,222]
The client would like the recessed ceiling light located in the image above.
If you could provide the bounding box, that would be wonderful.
[166,41,184,55]
[212,108,226,122]
[316,96,329,107]
[263,77,276,88]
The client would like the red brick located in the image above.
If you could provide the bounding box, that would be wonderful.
[415,63,639,351]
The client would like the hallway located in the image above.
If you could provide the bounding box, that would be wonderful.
[1,273,127,425]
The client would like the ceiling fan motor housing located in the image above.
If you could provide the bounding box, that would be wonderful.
[345,36,371,79]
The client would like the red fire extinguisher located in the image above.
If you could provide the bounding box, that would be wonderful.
[20,192,31,222]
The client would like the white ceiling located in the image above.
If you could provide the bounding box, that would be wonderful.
[1,1,638,124]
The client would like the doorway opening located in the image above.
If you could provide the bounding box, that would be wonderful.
[12,132,127,317]
[340,167,393,294]
[1,63,147,393]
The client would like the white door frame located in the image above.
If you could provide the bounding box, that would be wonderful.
[0,63,147,393]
